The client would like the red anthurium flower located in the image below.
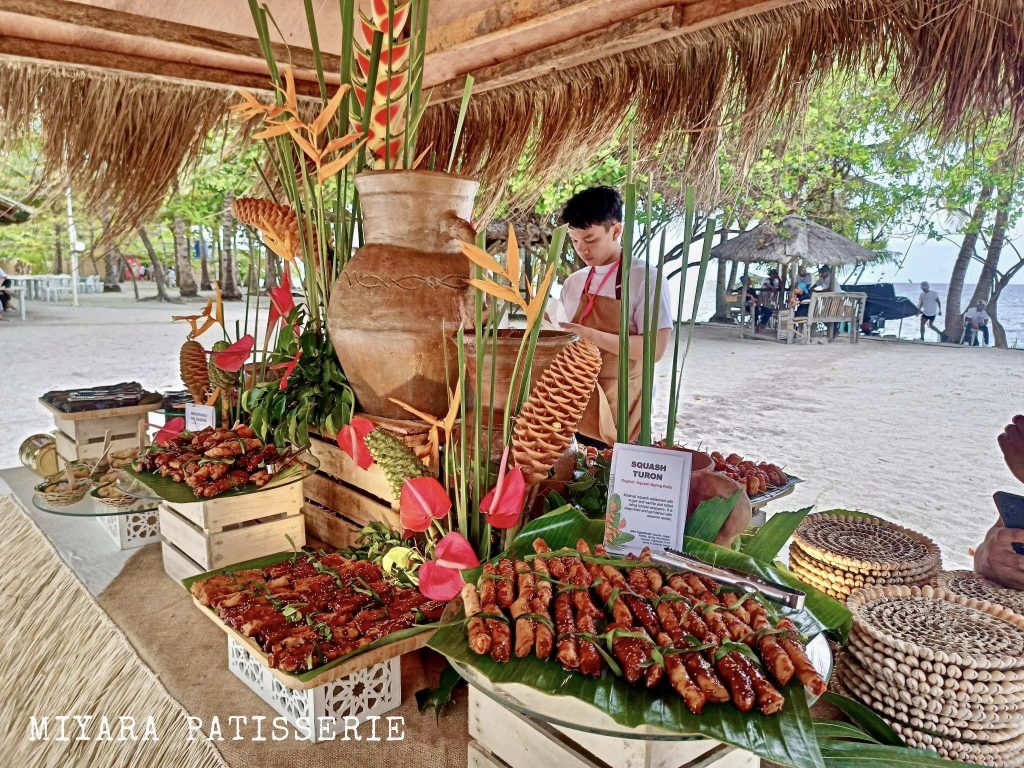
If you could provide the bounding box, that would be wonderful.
[154,417,186,446]
[213,334,255,373]
[267,269,294,330]
[278,352,301,391]
[337,416,375,470]
[479,447,527,529]
[400,476,451,533]
[419,532,480,601]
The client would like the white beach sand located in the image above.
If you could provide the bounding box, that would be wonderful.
[4,286,1021,570]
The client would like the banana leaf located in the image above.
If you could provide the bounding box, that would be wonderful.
[181,549,437,684]
[741,507,813,564]
[429,507,835,768]
[122,459,311,504]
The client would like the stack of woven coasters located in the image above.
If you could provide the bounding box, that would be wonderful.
[935,570,1024,617]
[787,512,941,601]
[837,585,1024,766]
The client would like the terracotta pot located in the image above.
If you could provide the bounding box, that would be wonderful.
[666,446,752,544]
[328,170,479,418]
[462,329,577,409]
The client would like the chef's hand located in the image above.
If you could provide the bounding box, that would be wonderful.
[975,518,1024,591]
[560,322,594,342]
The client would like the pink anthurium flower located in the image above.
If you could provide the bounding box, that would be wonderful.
[154,417,186,446]
[419,532,480,601]
[212,334,256,373]
[336,416,375,470]
[278,352,301,391]
[400,476,451,533]
[267,269,295,329]
[479,447,527,529]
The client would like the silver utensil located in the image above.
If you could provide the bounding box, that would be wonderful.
[650,547,805,609]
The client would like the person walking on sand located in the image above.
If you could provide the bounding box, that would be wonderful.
[917,281,942,341]
[556,186,673,446]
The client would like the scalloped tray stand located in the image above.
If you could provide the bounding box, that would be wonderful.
[228,637,400,742]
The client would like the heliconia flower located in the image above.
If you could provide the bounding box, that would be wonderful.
[154,417,186,446]
[267,269,294,330]
[337,416,375,470]
[400,476,451,533]
[212,334,255,373]
[419,532,480,601]
[479,447,527,529]
[278,352,301,391]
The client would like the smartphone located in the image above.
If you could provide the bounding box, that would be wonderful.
[994,491,1024,555]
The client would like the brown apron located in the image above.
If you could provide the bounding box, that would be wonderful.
[572,262,643,445]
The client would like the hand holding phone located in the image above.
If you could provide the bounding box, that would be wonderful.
[994,491,1024,556]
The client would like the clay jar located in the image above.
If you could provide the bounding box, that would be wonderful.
[679,447,752,545]
[461,329,577,409]
[328,170,479,418]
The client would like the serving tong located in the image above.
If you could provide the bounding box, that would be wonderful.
[647,547,806,610]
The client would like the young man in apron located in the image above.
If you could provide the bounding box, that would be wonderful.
[556,186,751,545]
[556,186,673,446]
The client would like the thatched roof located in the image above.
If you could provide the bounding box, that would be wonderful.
[710,216,880,266]
[0,0,1021,227]
[0,193,33,226]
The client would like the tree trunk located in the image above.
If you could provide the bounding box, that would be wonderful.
[173,216,198,297]
[265,247,278,289]
[968,190,1009,310]
[221,192,242,299]
[712,220,732,322]
[198,229,213,291]
[247,260,259,293]
[54,222,64,273]
[726,260,738,292]
[120,256,140,300]
[137,227,171,302]
[943,184,992,343]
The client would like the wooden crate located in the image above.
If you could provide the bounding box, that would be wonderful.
[42,400,158,466]
[302,416,431,549]
[468,687,758,768]
[158,482,306,579]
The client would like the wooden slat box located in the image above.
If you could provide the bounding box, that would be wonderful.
[158,482,305,580]
[40,400,159,466]
[468,687,758,768]
[302,416,432,549]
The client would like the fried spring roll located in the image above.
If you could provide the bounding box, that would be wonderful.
[656,632,706,714]
[744,600,796,686]
[577,540,633,625]
[715,652,757,713]
[485,603,511,663]
[638,547,664,591]
[530,556,554,659]
[511,560,536,658]
[553,592,580,669]
[779,636,827,696]
[732,652,786,715]
[608,622,660,686]
[567,561,604,677]
[496,558,516,608]
[658,589,730,703]
[462,583,491,655]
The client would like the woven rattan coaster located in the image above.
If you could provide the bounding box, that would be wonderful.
[935,571,1024,617]
[790,546,934,588]
[836,654,1024,726]
[846,637,1024,699]
[887,719,1024,763]
[792,513,941,574]
[848,585,1024,671]
[838,656,1024,732]
[788,563,851,599]
[848,623,1024,685]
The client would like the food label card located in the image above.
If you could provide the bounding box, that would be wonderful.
[604,444,691,555]
[185,403,217,431]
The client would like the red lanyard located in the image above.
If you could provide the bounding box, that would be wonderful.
[579,257,621,319]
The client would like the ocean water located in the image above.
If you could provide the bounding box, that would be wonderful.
[688,281,1024,347]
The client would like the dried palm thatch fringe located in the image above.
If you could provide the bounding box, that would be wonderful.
[0,496,227,768]
[0,62,232,242]
[420,0,1024,215]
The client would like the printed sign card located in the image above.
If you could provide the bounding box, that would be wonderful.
[185,403,217,431]
[604,443,691,555]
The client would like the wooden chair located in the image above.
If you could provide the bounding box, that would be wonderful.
[784,292,866,344]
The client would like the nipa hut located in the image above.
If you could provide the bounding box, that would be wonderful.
[1,0,1022,229]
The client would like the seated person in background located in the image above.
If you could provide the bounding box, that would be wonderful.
[812,265,832,292]
[0,265,10,320]
[962,301,991,347]
[974,415,1024,589]
[795,267,812,296]
[755,280,777,332]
